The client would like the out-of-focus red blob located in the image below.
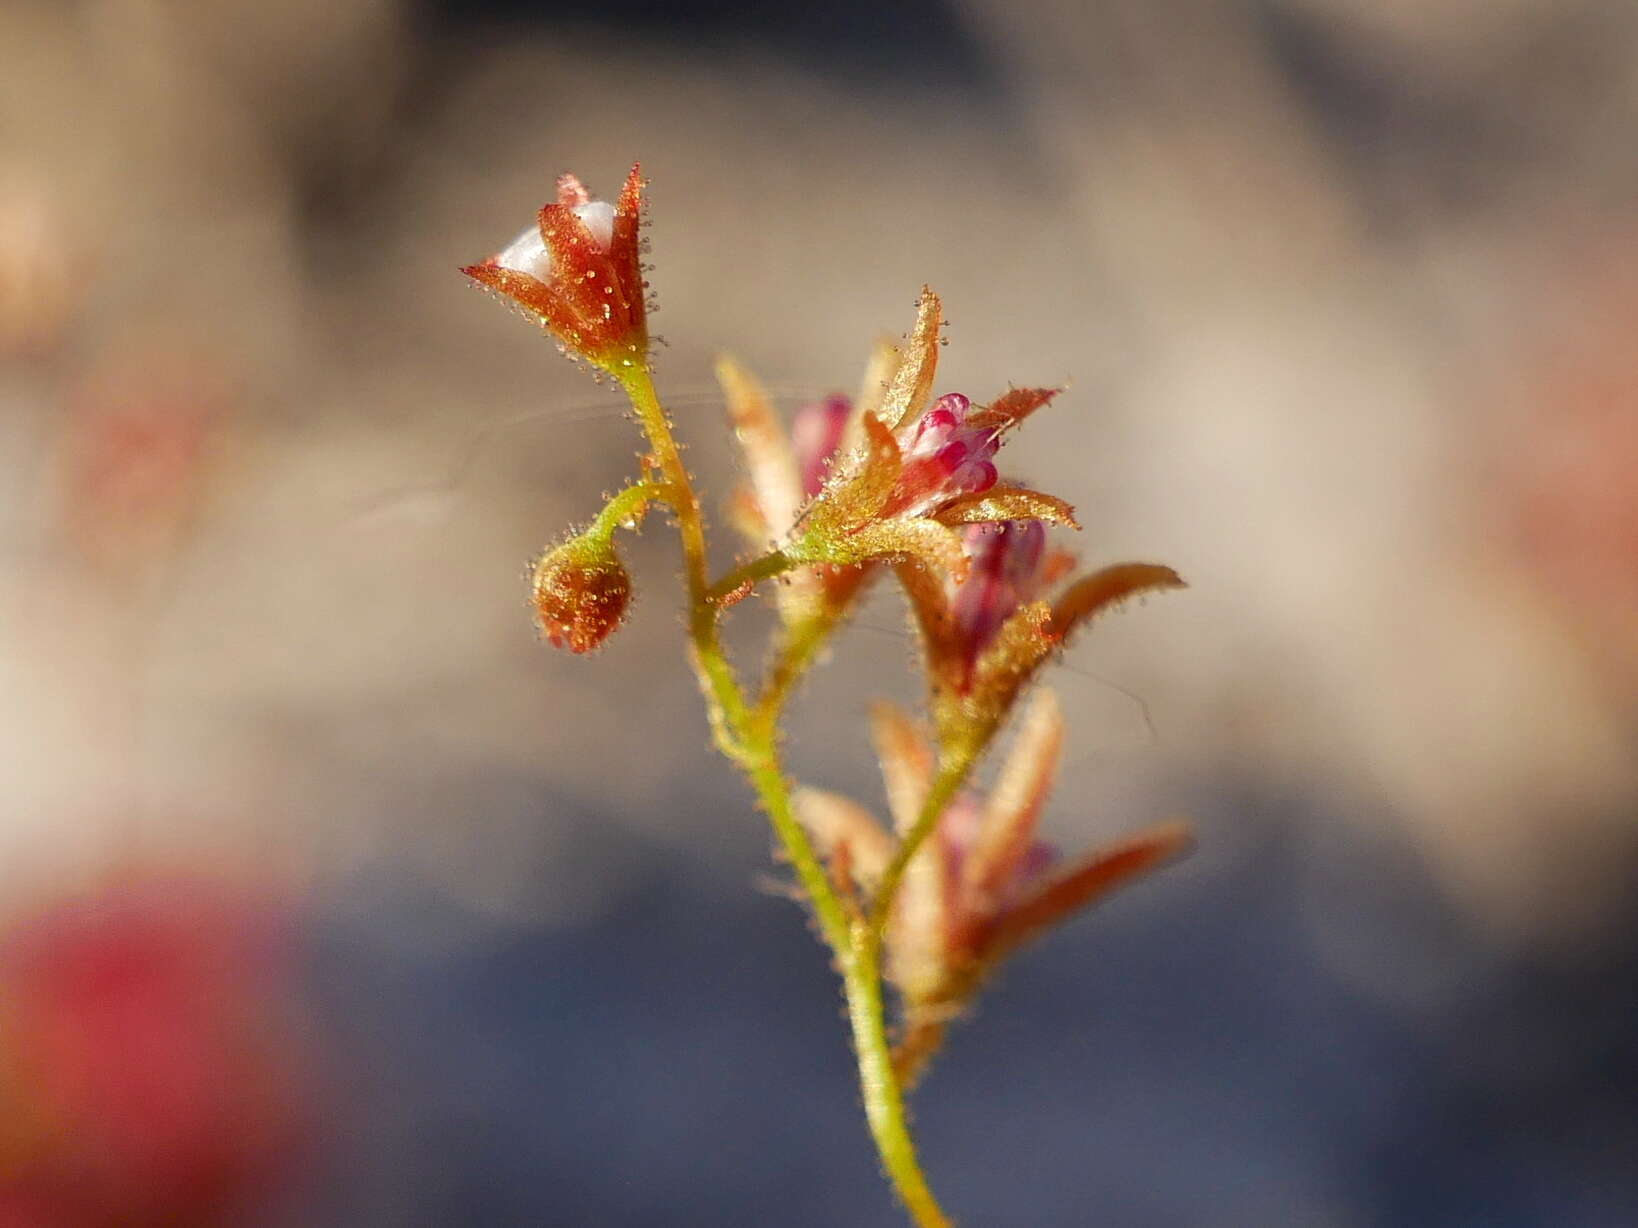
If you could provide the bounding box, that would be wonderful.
[55,342,228,584]
[1502,255,1638,689]
[0,878,311,1228]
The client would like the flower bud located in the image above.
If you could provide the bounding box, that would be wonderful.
[792,394,853,497]
[463,166,648,369]
[948,520,1054,684]
[530,532,633,653]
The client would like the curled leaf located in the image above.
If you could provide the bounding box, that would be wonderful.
[535,203,620,327]
[609,162,646,310]
[889,813,956,1005]
[724,484,771,545]
[892,1016,951,1092]
[870,702,935,833]
[894,559,961,690]
[800,412,902,537]
[935,485,1080,530]
[865,702,951,1003]
[848,336,900,450]
[891,866,954,1002]
[987,822,1192,958]
[961,688,1063,917]
[963,387,1060,434]
[793,787,894,887]
[462,262,571,333]
[942,601,1056,749]
[1048,563,1186,641]
[717,354,802,538]
[880,288,944,432]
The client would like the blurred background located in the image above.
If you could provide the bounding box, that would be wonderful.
[3,0,1637,1224]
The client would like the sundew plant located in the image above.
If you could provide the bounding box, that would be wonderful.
[463,165,1190,1226]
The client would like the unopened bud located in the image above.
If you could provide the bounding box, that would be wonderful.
[461,165,648,369]
[530,532,632,653]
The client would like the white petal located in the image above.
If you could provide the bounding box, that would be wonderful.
[494,223,552,281]
[573,200,616,251]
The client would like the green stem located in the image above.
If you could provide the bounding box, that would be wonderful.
[739,745,850,950]
[588,481,664,541]
[746,736,948,1227]
[843,923,954,1228]
[617,366,749,758]
[616,368,710,608]
[614,362,953,1228]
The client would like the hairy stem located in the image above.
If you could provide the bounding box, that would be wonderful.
[616,363,952,1227]
[616,367,711,609]
[587,480,665,541]
[843,924,954,1228]
[618,366,749,757]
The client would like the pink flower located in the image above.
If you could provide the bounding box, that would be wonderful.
[774,289,1082,585]
[949,520,1053,677]
[881,393,1000,517]
[932,790,1060,918]
[791,394,853,498]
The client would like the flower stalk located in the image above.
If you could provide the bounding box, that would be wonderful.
[463,166,1189,1227]
[617,360,952,1225]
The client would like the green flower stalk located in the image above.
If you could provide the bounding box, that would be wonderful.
[463,165,1189,1227]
